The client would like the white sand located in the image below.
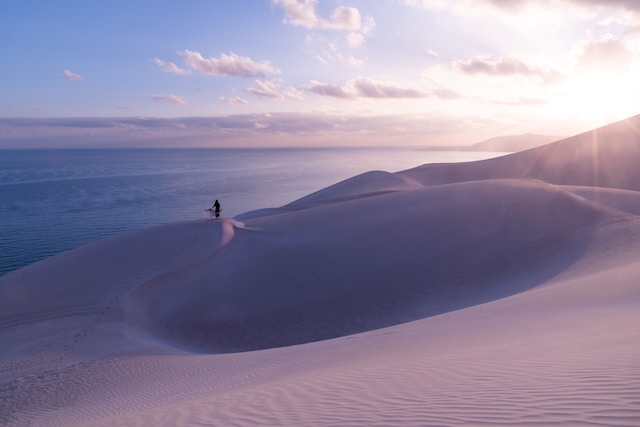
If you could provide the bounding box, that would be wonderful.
[2,115,640,426]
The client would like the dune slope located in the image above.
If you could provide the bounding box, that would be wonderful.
[399,114,640,190]
[2,115,640,426]
[128,179,634,353]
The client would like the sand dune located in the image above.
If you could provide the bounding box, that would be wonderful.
[1,115,640,426]
[399,114,640,190]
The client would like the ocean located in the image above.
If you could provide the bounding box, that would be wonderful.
[0,148,505,276]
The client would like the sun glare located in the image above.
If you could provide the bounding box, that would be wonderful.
[557,71,640,123]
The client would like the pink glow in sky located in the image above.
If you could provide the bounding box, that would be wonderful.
[1,0,640,147]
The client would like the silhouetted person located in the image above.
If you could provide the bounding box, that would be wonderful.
[213,199,221,218]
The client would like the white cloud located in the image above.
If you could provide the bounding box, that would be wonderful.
[63,69,83,80]
[271,0,319,28]
[272,0,364,30]
[308,77,432,99]
[272,0,376,49]
[328,6,362,30]
[509,0,640,13]
[493,96,550,106]
[346,32,365,47]
[351,77,429,98]
[403,0,634,11]
[152,94,187,105]
[347,16,376,47]
[362,15,376,35]
[308,80,355,99]
[179,50,280,77]
[315,54,329,65]
[454,55,564,84]
[153,58,191,75]
[402,0,640,21]
[245,79,304,101]
[347,55,365,66]
[219,96,249,105]
[576,37,633,72]
[311,38,367,66]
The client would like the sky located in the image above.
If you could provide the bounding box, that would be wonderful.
[1,0,640,148]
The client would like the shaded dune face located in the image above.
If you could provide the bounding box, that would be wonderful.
[127,179,628,353]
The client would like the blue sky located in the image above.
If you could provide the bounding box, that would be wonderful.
[1,0,640,148]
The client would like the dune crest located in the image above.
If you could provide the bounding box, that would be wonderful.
[400,114,640,190]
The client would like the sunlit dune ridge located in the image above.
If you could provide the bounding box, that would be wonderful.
[398,114,640,190]
[1,115,640,426]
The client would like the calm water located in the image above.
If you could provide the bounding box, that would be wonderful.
[0,148,504,276]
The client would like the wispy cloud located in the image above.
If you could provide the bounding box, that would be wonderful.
[115,104,136,111]
[454,56,563,83]
[576,37,632,72]
[493,97,550,106]
[152,58,191,75]
[494,0,640,13]
[308,77,433,99]
[245,79,304,101]
[152,94,187,105]
[179,50,279,77]
[272,0,362,30]
[311,37,367,65]
[272,0,376,48]
[346,32,365,48]
[63,69,83,80]
[403,0,640,13]
[220,96,250,105]
[0,113,478,147]
[403,0,640,30]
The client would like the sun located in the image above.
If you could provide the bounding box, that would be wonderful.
[555,70,640,123]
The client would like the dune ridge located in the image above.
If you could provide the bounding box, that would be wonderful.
[2,115,640,425]
[399,114,640,190]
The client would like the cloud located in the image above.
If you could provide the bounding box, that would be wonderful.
[312,38,367,65]
[308,77,435,99]
[153,58,191,75]
[245,79,304,101]
[428,49,440,58]
[0,114,495,148]
[454,55,563,83]
[272,0,376,48]
[507,0,640,13]
[308,80,355,99]
[179,50,280,77]
[220,96,249,105]
[404,0,640,13]
[152,94,187,105]
[576,37,632,72]
[351,77,428,98]
[494,97,550,105]
[401,0,640,32]
[272,0,362,30]
[455,55,538,75]
[63,69,83,80]
[328,6,362,30]
[432,88,463,99]
[115,104,136,111]
[346,32,365,47]
[271,0,319,28]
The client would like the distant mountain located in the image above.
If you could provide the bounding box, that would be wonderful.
[467,134,561,152]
